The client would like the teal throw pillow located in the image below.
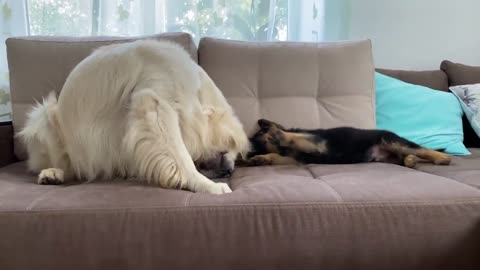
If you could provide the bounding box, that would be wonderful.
[375,72,469,155]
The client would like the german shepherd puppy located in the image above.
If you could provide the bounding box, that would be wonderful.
[238,119,451,168]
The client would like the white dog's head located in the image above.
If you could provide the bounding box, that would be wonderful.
[196,106,250,177]
[187,69,250,178]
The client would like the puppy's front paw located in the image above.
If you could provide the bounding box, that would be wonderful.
[206,182,232,194]
[38,168,65,185]
[248,155,273,166]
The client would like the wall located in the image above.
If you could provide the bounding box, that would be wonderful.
[345,0,480,70]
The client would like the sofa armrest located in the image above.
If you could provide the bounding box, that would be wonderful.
[0,122,17,168]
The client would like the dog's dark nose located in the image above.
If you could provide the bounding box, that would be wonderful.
[223,168,233,177]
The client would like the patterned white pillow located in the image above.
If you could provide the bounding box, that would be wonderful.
[450,83,480,138]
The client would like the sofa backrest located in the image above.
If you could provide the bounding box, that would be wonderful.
[376,68,449,91]
[7,33,376,160]
[198,37,376,137]
[6,33,197,160]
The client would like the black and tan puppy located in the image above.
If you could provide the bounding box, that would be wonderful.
[239,119,451,168]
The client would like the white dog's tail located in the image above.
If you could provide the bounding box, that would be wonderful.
[17,91,66,172]
[18,91,60,142]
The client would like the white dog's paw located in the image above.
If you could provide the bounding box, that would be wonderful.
[206,182,232,194]
[38,168,65,185]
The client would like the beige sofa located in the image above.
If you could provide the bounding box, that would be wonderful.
[0,33,479,270]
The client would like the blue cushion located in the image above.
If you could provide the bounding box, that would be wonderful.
[375,72,469,155]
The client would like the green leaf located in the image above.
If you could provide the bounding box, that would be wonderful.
[2,2,12,20]
[0,90,10,105]
[117,5,130,22]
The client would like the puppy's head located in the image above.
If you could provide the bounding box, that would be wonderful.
[249,119,285,156]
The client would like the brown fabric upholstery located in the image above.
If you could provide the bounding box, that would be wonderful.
[0,123,15,168]
[6,33,197,160]
[376,68,449,91]
[441,60,480,87]
[417,148,480,189]
[0,161,479,270]
[199,37,376,137]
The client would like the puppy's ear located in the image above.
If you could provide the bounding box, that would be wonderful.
[258,119,273,130]
[258,119,285,131]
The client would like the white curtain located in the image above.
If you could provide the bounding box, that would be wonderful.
[0,0,326,121]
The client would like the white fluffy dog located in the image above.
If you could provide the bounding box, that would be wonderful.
[18,40,250,194]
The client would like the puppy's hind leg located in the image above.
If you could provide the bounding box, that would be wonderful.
[380,132,451,166]
[414,149,451,165]
[124,89,231,194]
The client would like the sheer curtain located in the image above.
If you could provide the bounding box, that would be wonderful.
[0,0,326,121]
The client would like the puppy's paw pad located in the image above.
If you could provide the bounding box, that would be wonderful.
[207,183,232,194]
[38,168,64,185]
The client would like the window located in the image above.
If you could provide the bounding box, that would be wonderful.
[0,0,325,122]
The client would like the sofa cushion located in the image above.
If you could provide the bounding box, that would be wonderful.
[417,148,480,189]
[441,60,480,87]
[1,162,479,269]
[375,72,469,155]
[441,61,480,148]
[376,68,448,91]
[3,162,479,210]
[450,84,480,139]
[6,33,197,160]
[377,67,480,148]
[198,37,375,137]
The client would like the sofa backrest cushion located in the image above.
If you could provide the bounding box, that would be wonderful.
[376,68,448,91]
[7,33,197,160]
[440,60,480,147]
[198,37,375,137]
[441,60,480,87]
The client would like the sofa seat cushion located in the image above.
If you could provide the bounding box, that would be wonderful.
[1,162,479,270]
[1,162,479,211]
[417,148,480,189]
